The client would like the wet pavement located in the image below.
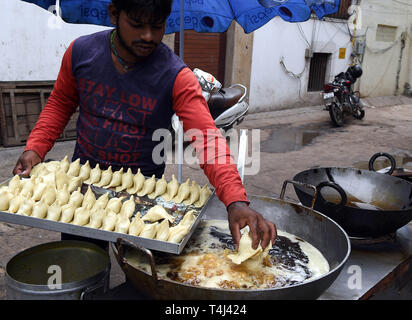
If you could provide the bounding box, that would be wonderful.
[259,123,323,154]
[0,97,411,299]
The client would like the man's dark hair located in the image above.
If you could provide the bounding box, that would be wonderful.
[111,0,173,24]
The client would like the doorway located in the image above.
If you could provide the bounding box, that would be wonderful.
[175,30,227,86]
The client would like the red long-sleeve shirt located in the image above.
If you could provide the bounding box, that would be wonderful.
[25,30,249,207]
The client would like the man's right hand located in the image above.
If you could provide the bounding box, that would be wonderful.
[12,150,41,178]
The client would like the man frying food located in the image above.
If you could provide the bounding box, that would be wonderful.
[13,0,276,250]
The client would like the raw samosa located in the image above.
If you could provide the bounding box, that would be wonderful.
[29,163,45,178]
[56,184,70,205]
[60,155,70,173]
[17,198,35,216]
[78,160,91,181]
[148,175,167,200]
[172,179,191,204]
[106,196,125,214]
[194,184,212,208]
[115,214,130,234]
[67,176,83,193]
[8,175,21,195]
[8,194,25,213]
[167,224,191,243]
[139,222,158,239]
[43,160,61,172]
[128,213,144,236]
[137,175,156,197]
[85,163,102,185]
[183,181,201,206]
[82,185,96,208]
[106,168,124,188]
[116,168,134,192]
[41,170,55,186]
[72,205,92,226]
[67,158,81,177]
[68,187,84,208]
[141,205,174,223]
[119,196,136,219]
[20,177,35,198]
[126,168,145,194]
[41,184,57,206]
[31,178,47,201]
[88,208,106,229]
[46,200,62,221]
[95,166,113,187]
[31,198,48,219]
[101,211,117,231]
[55,168,70,190]
[155,219,170,241]
[179,210,196,228]
[0,190,9,211]
[92,192,109,210]
[162,174,178,201]
[60,203,76,223]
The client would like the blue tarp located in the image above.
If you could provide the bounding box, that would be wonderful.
[22,0,340,33]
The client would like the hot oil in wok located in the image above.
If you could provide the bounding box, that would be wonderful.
[126,220,330,289]
[322,193,400,211]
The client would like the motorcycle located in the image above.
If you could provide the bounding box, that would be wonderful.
[323,64,365,127]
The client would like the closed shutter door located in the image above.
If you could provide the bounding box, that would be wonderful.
[175,30,226,86]
[308,53,330,92]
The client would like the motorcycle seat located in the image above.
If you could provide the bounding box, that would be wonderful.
[208,86,245,110]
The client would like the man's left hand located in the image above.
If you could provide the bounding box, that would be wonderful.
[227,201,277,250]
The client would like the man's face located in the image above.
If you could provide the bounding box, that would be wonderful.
[113,9,166,58]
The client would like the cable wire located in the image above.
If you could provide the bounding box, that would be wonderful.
[279,56,307,102]
[365,38,400,54]
[296,23,311,48]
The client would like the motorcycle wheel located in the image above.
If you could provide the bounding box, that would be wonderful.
[354,108,365,120]
[329,102,344,127]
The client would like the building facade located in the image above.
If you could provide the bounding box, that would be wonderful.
[1,0,411,114]
[353,0,412,97]
[0,0,109,82]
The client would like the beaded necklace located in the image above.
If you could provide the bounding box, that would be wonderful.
[110,29,136,71]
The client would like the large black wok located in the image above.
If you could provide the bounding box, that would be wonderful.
[368,152,412,183]
[293,161,412,238]
[112,181,350,300]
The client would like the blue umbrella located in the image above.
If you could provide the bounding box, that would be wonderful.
[22,0,340,34]
[167,0,340,34]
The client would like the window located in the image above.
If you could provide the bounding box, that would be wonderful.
[376,24,397,42]
[308,53,331,92]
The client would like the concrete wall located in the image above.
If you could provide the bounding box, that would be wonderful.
[224,21,254,99]
[355,0,412,97]
[0,1,178,82]
[249,17,352,113]
[0,0,110,82]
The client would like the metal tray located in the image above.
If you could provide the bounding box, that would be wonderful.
[0,178,215,254]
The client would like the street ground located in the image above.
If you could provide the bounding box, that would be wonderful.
[0,96,411,299]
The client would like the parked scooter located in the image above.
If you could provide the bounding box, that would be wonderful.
[193,68,249,130]
[323,64,364,127]
[169,69,249,146]
[170,69,249,182]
